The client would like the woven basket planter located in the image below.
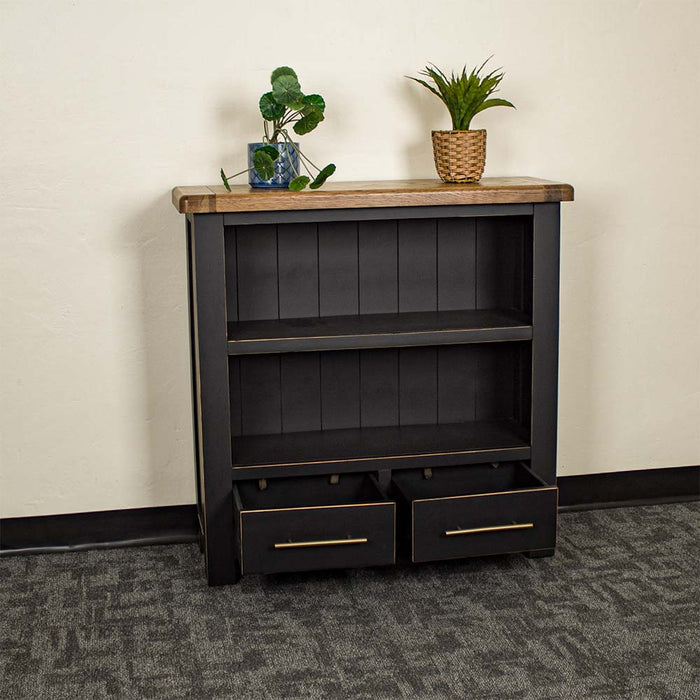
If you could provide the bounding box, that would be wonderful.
[431,129,487,183]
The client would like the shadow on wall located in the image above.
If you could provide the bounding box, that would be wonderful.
[128,194,196,508]
[399,78,444,180]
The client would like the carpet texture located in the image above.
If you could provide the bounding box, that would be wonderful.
[1,502,699,699]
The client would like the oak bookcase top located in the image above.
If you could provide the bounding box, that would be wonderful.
[172,177,574,214]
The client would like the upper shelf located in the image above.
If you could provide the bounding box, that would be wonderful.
[228,308,532,355]
[172,177,574,214]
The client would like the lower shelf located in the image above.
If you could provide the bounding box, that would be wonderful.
[232,420,530,475]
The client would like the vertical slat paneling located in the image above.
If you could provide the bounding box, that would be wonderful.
[398,219,437,312]
[476,344,517,421]
[236,224,278,321]
[321,351,360,430]
[475,218,499,309]
[358,220,398,314]
[277,223,319,319]
[224,228,238,322]
[437,345,477,424]
[281,354,321,433]
[318,221,359,316]
[239,355,281,435]
[229,357,242,436]
[399,347,438,425]
[476,217,525,311]
[437,218,476,311]
[360,349,399,427]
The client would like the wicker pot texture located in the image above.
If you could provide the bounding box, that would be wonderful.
[431,129,486,183]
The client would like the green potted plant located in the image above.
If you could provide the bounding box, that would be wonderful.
[220,66,335,192]
[408,59,515,183]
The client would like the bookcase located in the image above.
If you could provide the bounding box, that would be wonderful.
[172,178,574,585]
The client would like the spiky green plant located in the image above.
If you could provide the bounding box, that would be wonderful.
[408,59,515,130]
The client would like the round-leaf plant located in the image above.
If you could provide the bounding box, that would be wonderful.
[220,66,335,191]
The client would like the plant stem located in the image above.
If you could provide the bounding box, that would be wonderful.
[281,131,314,178]
[224,167,252,182]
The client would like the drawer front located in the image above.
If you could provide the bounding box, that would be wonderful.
[240,503,395,575]
[412,487,557,563]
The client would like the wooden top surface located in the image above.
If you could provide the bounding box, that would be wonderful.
[172,177,574,214]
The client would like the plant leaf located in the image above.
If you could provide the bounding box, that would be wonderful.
[220,168,231,192]
[289,175,310,191]
[303,94,325,111]
[309,163,336,189]
[259,91,286,121]
[253,150,275,181]
[272,74,303,107]
[473,98,516,115]
[255,145,280,160]
[293,112,322,135]
[270,66,297,84]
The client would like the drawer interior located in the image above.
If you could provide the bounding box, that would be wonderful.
[392,461,547,501]
[236,472,389,511]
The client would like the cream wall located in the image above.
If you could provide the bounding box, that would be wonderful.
[1,0,699,518]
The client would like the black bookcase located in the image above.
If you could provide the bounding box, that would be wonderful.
[175,178,573,584]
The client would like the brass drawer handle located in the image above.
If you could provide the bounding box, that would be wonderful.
[274,537,368,550]
[445,523,534,536]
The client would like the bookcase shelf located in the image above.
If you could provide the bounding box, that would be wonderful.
[175,177,573,585]
[233,420,531,473]
[228,308,532,355]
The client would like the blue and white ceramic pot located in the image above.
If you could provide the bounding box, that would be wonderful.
[248,141,299,188]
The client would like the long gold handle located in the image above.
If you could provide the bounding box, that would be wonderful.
[444,523,534,536]
[274,537,368,549]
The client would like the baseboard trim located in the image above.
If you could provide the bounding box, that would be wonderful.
[2,466,697,556]
[557,465,699,510]
[1,505,199,557]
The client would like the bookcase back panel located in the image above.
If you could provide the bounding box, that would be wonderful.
[229,343,531,438]
[225,216,532,323]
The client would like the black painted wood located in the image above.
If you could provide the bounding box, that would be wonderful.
[186,217,204,532]
[235,224,278,321]
[189,213,237,585]
[277,223,318,319]
[228,309,532,355]
[398,219,437,312]
[318,221,359,316]
[281,354,321,433]
[234,473,394,575]
[239,355,281,435]
[437,218,476,311]
[223,203,534,226]
[399,347,438,425]
[392,463,557,563]
[531,203,560,485]
[320,351,360,430]
[232,420,529,469]
[185,192,568,583]
[358,220,398,314]
[360,349,399,427]
[438,345,477,424]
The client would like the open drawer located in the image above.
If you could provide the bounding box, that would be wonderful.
[392,462,557,563]
[233,473,395,575]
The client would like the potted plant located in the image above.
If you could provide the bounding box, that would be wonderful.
[408,59,515,183]
[220,66,335,192]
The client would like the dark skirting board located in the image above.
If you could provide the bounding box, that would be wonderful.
[2,466,697,556]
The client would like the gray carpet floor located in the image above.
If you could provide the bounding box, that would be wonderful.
[1,502,699,700]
